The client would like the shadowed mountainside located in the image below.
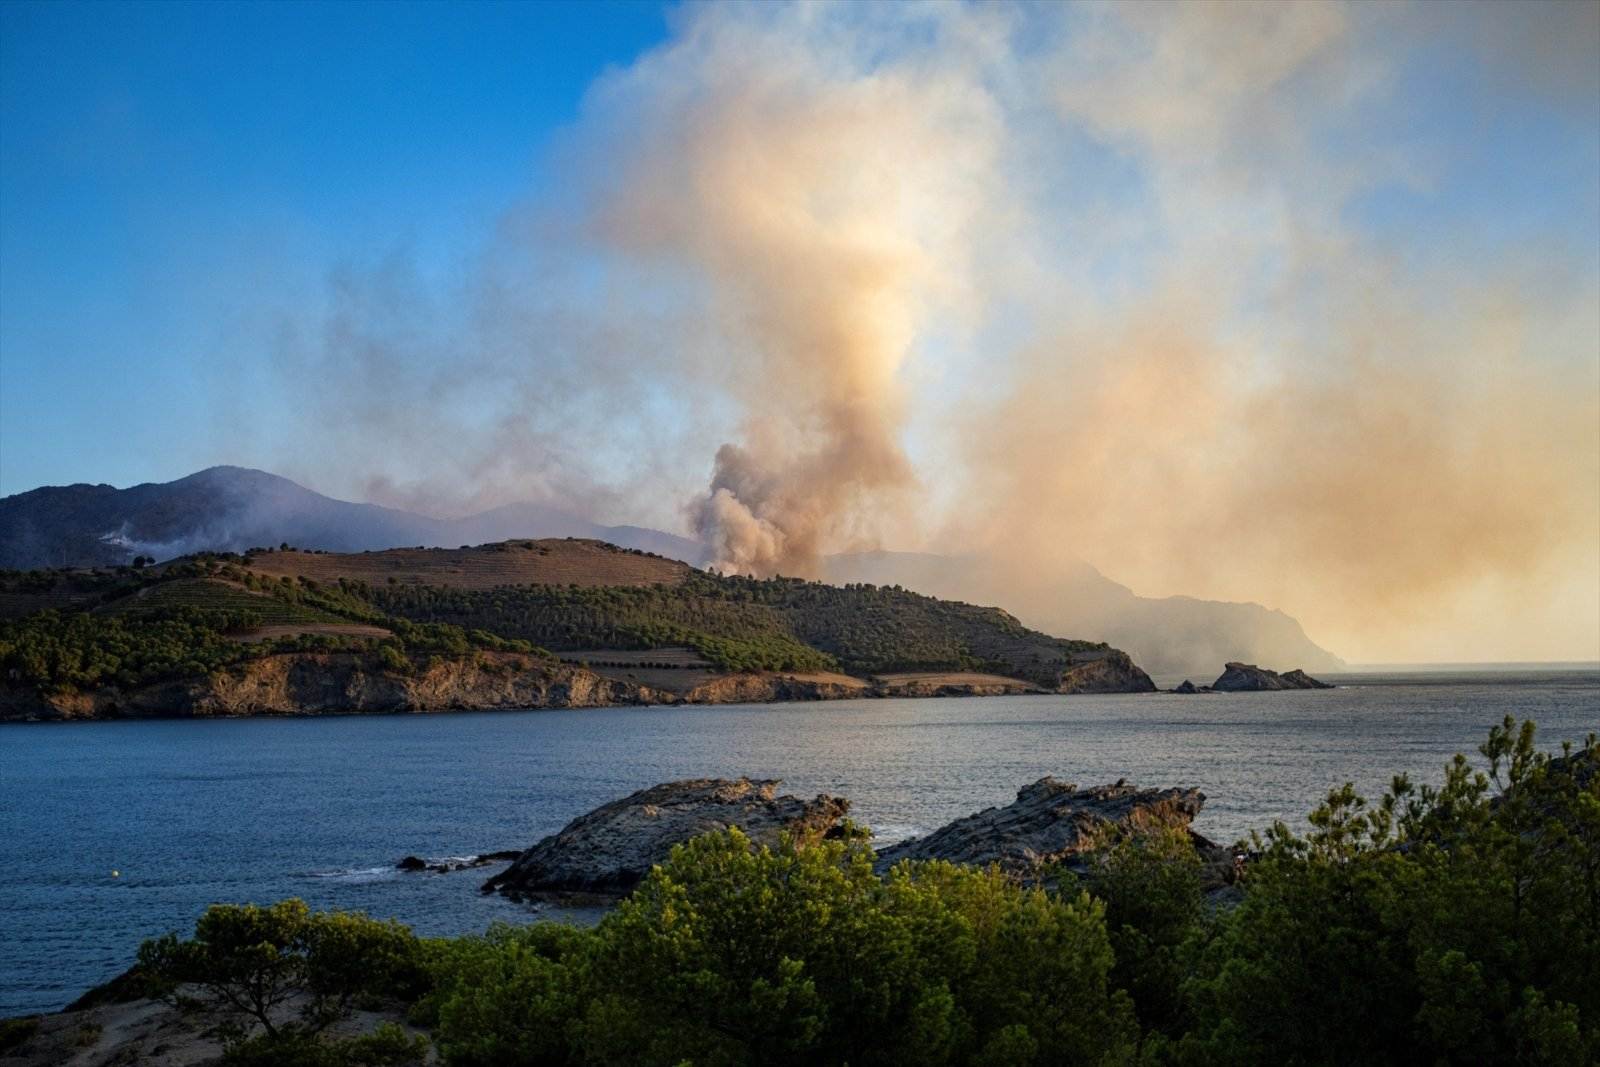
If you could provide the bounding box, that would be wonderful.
[0,466,705,570]
[826,551,1343,678]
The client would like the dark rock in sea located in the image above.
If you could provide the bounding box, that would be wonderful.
[1173,680,1199,694]
[399,850,521,874]
[1212,662,1331,691]
[875,777,1207,881]
[483,778,850,899]
[1280,669,1333,689]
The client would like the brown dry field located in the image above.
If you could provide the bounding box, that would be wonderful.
[243,538,691,590]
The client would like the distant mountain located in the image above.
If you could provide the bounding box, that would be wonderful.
[0,466,1341,676]
[825,551,1344,679]
[0,466,706,569]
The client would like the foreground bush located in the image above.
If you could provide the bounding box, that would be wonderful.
[136,717,1596,1066]
[138,899,427,1063]
[1178,717,1599,1066]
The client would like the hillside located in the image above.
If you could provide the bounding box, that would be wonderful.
[0,540,1154,718]
[0,465,1343,676]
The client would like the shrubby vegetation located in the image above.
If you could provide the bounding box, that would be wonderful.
[0,556,563,693]
[1,551,1096,690]
[0,608,268,691]
[127,719,1596,1066]
[361,571,1099,680]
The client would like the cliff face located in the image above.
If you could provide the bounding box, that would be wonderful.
[0,653,669,722]
[0,650,1157,723]
[1058,650,1157,694]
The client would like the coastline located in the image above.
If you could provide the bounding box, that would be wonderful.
[0,648,1157,723]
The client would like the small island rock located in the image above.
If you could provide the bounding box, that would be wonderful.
[1212,662,1331,691]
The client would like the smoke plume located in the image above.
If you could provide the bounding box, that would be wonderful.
[258,0,1599,662]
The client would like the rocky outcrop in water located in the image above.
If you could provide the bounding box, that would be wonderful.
[1057,650,1157,694]
[1211,662,1332,691]
[397,850,520,874]
[483,778,851,899]
[875,777,1207,879]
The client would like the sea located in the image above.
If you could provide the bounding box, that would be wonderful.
[2,666,1596,1018]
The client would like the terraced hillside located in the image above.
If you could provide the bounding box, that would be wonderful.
[360,570,1110,683]
[100,577,347,625]
[0,539,1152,703]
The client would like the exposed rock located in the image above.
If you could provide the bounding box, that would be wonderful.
[1211,662,1331,691]
[875,777,1205,880]
[483,778,850,899]
[1280,669,1333,689]
[0,652,1144,723]
[1057,650,1157,694]
[1173,680,1199,694]
[0,652,675,722]
[397,850,519,874]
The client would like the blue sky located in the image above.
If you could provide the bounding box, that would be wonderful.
[1,1,1596,661]
[0,0,673,495]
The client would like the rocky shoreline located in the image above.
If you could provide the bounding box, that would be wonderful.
[482,773,1233,904]
[0,648,1157,722]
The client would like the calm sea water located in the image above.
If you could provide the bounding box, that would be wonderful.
[2,668,1596,1017]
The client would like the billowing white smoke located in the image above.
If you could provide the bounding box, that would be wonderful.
[580,3,1004,575]
[270,1,1599,662]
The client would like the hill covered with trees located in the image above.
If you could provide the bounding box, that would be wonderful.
[0,539,1144,711]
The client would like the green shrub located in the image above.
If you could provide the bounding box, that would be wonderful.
[420,924,593,1067]
[138,900,426,1044]
[1177,718,1599,1066]
[123,718,1597,1067]
[570,828,1136,1067]
[221,1024,428,1067]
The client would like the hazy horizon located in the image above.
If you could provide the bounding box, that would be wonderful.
[3,1,1597,665]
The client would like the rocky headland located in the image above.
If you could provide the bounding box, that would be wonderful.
[875,776,1226,881]
[0,653,1159,723]
[483,778,851,899]
[1057,650,1157,693]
